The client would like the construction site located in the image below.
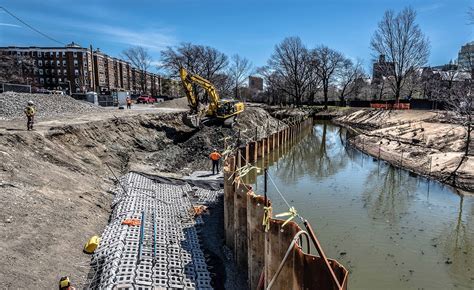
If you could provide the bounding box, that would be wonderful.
[0,86,473,289]
[1,2,473,289]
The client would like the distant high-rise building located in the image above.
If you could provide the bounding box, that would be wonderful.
[372,54,395,83]
[458,41,474,70]
[248,76,263,91]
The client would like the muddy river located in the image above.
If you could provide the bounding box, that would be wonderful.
[245,121,473,290]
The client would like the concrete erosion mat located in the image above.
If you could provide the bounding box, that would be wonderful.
[87,172,222,289]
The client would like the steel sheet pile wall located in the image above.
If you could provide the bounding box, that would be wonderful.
[224,117,349,290]
[88,172,219,289]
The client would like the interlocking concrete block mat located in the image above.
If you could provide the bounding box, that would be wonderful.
[86,172,222,289]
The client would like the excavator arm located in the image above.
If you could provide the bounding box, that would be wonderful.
[179,67,220,115]
[179,67,245,127]
[179,68,199,112]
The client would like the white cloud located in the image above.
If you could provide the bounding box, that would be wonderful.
[0,22,21,28]
[76,23,176,52]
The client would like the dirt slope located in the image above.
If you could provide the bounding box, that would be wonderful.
[0,106,282,288]
[335,109,474,193]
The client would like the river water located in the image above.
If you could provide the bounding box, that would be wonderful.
[245,121,473,290]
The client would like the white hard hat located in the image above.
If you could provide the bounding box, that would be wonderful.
[28,100,34,105]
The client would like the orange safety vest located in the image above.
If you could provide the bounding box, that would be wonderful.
[209,152,221,161]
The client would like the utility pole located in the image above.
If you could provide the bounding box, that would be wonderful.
[90,44,96,93]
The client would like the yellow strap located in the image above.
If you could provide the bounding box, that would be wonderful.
[275,206,298,228]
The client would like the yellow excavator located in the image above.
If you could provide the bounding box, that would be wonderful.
[179,67,245,127]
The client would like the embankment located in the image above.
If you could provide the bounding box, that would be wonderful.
[335,109,474,193]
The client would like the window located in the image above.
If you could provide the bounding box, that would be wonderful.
[62,52,66,57]
[56,52,60,57]
[52,78,56,83]
[56,60,60,66]
[39,69,43,75]
[57,69,62,76]
[58,78,62,82]
[74,60,78,66]
[75,78,79,85]
[38,60,43,66]
[62,60,66,66]
[74,69,79,76]
[38,51,43,57]
[63,69,67,75]
[45,69,50,74]
[73,52,77,58]
[46,78,50,84]
[33,51,37,57]
[40,78,44,84]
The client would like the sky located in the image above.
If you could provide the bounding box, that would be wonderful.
[1,0,473,73]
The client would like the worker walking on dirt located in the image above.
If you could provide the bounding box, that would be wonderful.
[24,100,36,130]
[126,96,132,109]
[209,149,222,175]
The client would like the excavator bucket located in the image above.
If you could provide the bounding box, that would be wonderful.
[182,113,201,128]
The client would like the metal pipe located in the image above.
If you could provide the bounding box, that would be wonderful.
[266,230,309,290]
[138,210,145,264]
[303,220,342,290]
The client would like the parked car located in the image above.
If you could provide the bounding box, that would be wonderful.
[136,95,156,104]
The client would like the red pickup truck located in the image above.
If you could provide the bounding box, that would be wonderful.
[136,95,156,104]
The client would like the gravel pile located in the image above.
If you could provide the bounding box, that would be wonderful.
[0,92,104,120]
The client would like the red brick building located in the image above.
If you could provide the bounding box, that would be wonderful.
[0,42,166,96]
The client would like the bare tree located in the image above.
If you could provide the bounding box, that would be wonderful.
[263,36,313,106]
[160,43,228,83]
[441,79,473,185]
[370,7,430,102]
[122,46,152,93]
[228,54,253,98]
[312,46,345,109]
[337,58,365,105]
[160,43,229,103]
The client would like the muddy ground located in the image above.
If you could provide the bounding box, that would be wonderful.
[0,103,284,288]
[335,109,474,193]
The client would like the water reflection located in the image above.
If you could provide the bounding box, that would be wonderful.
[441,192,473,285]
[362,165,418,223]
[250,121,474,289]
[272,122,351,184]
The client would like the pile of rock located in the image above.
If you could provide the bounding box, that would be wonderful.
[0,92,103,120]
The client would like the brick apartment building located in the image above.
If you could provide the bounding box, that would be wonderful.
[0,42,175,96]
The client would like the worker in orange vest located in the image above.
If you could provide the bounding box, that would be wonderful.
[209,149,222,175]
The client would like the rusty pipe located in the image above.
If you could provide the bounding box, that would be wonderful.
[303,220,342,290]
